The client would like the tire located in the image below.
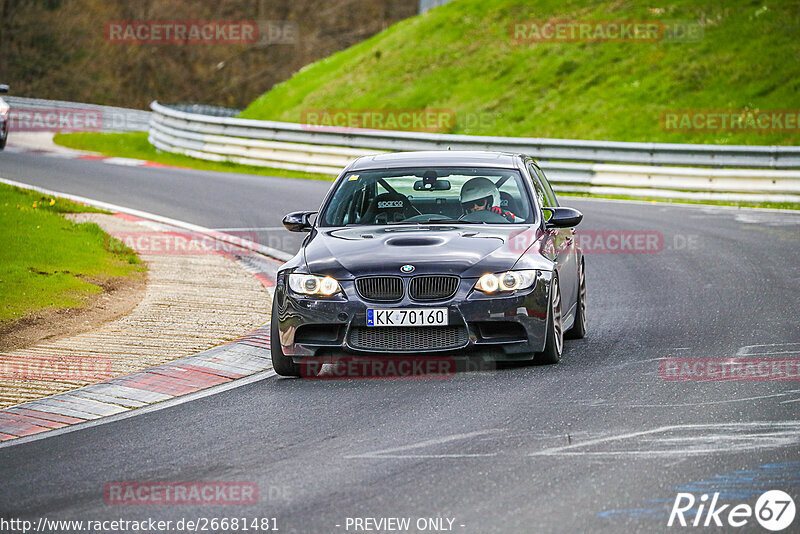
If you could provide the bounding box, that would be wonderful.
[270,296,301,377]
[536,275,564,365]
[565,260,586,340]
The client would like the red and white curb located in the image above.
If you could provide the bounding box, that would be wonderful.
[4,144,185,169]
[0,181,288,444]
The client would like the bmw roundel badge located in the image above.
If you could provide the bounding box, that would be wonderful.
[400,264,415,273]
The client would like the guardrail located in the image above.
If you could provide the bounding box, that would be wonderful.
[6,96,151,132]
[149,101,800,203]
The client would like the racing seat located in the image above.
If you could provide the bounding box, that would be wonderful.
[499,191,520,216]
[362,192,414,224]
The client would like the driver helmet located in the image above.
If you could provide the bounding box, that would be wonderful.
[460,177,500,211]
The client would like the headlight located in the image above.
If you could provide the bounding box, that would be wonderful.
[0,102,8,117]
[288,273,341,296]
[474,270,538,293]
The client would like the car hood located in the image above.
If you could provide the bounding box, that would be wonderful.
[303,225,546,279]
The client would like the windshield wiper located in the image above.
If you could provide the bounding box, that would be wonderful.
[405,218,486,225]
[424,218,483,224]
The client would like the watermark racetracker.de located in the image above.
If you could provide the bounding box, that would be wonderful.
[104,20,297,45]
[509,19,703,43]
[0,356,112,381]
[104,482,259,505]
[300,356,499,380]
[8,108,102,132]
[661,110,800,133]
[0,517,279,533]
[105,21,258,45]
[7,107,147,132]
[109,231,260,256]
[508,228,700,255]
[660,357,800,381]
[300,108,499,133]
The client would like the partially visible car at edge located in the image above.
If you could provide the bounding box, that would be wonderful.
[0,84,9,150]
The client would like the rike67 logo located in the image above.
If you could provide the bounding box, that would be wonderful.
[668,490,795,531]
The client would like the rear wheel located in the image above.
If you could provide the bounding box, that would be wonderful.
[536,276,563,365]
[565,260,586,339]
[270,296,301,377]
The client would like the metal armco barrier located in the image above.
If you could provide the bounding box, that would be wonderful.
[149,101,800,203]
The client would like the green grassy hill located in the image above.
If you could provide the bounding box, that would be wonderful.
[240,0,800,145]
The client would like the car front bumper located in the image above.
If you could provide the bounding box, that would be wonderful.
[273,271,553,362]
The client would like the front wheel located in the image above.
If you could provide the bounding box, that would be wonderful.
[270,296,301,377]
[536,276,563,364]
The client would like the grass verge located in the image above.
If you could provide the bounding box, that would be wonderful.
[53,132,333,181]
[0,183,145,324]
[240,0,800,146]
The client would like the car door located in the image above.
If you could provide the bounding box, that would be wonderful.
[528,162,579,319]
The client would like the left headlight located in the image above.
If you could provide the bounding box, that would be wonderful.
[288,273,341,296]
[474,270,538,294]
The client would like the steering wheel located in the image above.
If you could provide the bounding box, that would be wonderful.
[459,209,510,223]
[402,213,456,223]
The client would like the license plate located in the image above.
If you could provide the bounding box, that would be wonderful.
[367,308,448,327]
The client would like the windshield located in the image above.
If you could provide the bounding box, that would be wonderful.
[321,167,533,227]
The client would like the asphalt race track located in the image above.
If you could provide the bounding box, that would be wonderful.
[1,151,799,533]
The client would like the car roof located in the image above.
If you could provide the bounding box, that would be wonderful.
[347,151,523,171]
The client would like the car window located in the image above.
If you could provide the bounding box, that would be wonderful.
[534,165,559,207]
[526,162,548,208]
[527,162,558,208]
[321,167,533,226]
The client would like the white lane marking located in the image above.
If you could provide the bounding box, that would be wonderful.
[102,157,150,166]
[624,391,800,408]
[737,342,800,356]
[345,429,503,459]
[0,177,292,261]
[528,421,800,458]
[0,370,278,449]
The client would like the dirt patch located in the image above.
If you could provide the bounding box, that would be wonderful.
[0,272,147,352]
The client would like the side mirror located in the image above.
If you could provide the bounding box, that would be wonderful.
[283,211,317,232]
[543,207,583,229]
[0,85,8,94]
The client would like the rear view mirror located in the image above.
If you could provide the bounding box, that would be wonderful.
[413,179,451,191]
[283,211,317,232]
[0,85,9,94]
[543,207,583,229]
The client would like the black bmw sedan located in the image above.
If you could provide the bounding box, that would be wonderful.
[271,151,586,376]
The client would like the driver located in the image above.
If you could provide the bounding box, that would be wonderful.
[460,177,517,222]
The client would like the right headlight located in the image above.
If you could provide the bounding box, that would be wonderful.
[474,270,538,294]
[288,273,341,296]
